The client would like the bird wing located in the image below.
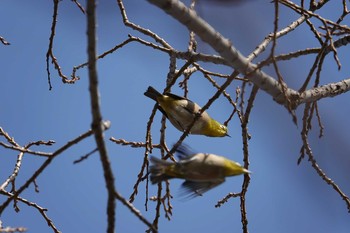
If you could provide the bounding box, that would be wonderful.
[156,105,169,118]
[165,92,187,100]
[175,144,197,160]
[166,93,198,116]
[158,94,194,129]
[180,179,225,198]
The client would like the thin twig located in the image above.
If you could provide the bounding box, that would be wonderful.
[46,0,79,90]
[117,0,172,49]
[0,190,61,233]
[0,143,53,157]
[110,138,163,149]
[215,192,241,208]
[0,36,10,45]
[71,0,85,14]
[72,36,136,79]
[0,130,54,190]
[300,104,350,212]
[114,191,157,232]
[0,123,106,215]
[73,148,98,164]
[0,227,27,232]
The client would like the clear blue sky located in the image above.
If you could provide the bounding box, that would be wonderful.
[1,1,350,232]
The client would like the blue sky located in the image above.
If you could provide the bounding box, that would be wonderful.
[1,1,350,232]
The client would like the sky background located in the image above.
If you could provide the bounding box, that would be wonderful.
[1,0,350,232]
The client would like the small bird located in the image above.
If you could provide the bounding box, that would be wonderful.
[144,86,229,137]
[149,144,249,197]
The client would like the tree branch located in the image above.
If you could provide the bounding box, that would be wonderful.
[86,1,116,232]
[147,0,350,110]
[147,0,299,107]
[299,78,350,104]
[0,125,101,215]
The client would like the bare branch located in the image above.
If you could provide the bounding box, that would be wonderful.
[299,78,350,104]
[0,151,24,191]
[148,0,299,107]
[0,123,103,215]
[117,0,172,49]
[0,129,55,191]
[46,0,79,90]
[148,0,350,111]
[73,148,98,164]
[0,36,10,45]
[0,227,27,233]
[110,138,163,149]
[71,0,85,14]
[280,0,350,33]
[215,192,240,208]
[0,142,53,157]
[0,190,60,233]
[86,1,116,232]
[300,104,350,212]
[114,191,157,232]
[72,36,136,79]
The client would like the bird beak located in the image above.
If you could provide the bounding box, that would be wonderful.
[226,133,231,137]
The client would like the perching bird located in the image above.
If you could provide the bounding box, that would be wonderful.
[144,86,229,137]
[149,144,249,197]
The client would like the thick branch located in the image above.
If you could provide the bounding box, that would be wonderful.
[148,0,350,109]
[86,1,116,232]
[299,78,350,104]
[147,0,300,106]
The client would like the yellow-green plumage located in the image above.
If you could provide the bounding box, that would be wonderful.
[150,144,249,197]
[144,86,229,137]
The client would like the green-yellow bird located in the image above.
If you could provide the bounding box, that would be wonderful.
[144,86,229,137]
[150,144,249,197]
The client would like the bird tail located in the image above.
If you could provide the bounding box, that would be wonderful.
[144,86,162,101]
[149,156,173,184]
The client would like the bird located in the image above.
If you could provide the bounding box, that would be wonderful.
[149,144,249,197]
[144,86,229,137]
